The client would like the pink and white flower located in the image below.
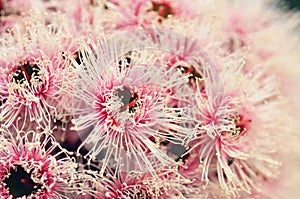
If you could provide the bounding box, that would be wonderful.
[190,56,287,196]
[0,13,75,128]
[70,37,193,174]
[0,127,96,198]
[103,0,200,31]
[97,164,193,199]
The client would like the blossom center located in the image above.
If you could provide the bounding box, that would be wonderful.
[151,1,173,19]
[13,63,40,85]
[235,115,252,135]
[115,86,138,113]
[4,165,41,198]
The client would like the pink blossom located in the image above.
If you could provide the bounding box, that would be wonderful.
[70,38,193,174]
[103,0,200,31]
[190,56,287,196]
[96,164,193,199]
[0,127,96,198]
[0,13,75,128]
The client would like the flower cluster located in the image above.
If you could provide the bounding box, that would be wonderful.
[0,0,299,198]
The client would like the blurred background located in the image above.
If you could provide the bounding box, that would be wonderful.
[283,0,300,198]
[284,0,300,10]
